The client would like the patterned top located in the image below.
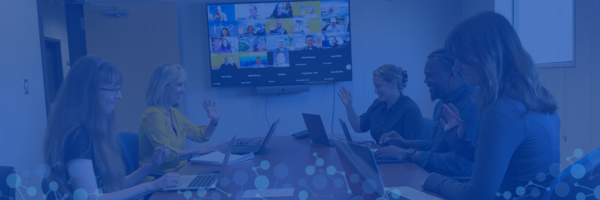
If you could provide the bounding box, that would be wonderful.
[138,106,210,172]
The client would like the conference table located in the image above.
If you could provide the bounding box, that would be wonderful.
[149,135,444,200]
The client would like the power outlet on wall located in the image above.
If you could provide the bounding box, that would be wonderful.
[23,79,29,94]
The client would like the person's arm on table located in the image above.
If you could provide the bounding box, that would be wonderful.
[380,103,424,145]
[68,159,180,200]
[379,133,426,150]
[414,103,479,175]
[423,103,523,199]
[413,150,473,176]
[123,146,171,188]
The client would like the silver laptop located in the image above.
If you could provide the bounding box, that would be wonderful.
[164,135,236,191]
[231,119,279,155]
[331,139,442,200]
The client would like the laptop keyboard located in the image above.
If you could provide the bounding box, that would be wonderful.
[189,174,218,188]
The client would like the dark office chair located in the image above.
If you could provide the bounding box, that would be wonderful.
[0,166,15,200]
[543,147,600,200]
[421,117,433,141]
[117,132,165,178]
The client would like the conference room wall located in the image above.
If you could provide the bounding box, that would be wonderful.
[535,0,600,165]
[83,0,461,147]
[0,0,47,192]
[460,0,494,20]
[460,0,599,171]
[184,0,461,147]
[41,0,71,80]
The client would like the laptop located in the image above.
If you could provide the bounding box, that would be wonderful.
[164,135,236,191]
[301,113,334,146]
[331,139,442,200]
[338,118,353,142]
[338,119,404,164]
[231,119,280,155]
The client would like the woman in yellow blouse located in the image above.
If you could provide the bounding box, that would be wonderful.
[139,64,219,172]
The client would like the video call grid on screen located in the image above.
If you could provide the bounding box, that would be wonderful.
[207,0,353,87]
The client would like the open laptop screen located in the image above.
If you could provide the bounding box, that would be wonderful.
[217,135,237,181]
[332,139,387,199]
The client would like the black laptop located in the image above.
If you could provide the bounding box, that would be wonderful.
[231,119,280,155]
[301,113,334,146]
[338,118,353,142]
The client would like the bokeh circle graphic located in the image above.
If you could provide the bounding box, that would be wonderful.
[554,182,570,197]
[254,175,269,190]
[233,170,248,186]
[274,164,289,179]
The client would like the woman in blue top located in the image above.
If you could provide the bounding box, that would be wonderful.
[422,11,560,199]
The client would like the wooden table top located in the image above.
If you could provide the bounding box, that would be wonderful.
[149,135,443,200]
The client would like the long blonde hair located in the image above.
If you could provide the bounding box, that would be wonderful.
[145,64,186,107]
[44,55,126,196]
[446,11,557,115]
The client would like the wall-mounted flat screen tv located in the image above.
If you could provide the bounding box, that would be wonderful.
[207,0,352,87]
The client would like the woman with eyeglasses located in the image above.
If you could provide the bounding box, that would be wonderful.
[44,55,180,200]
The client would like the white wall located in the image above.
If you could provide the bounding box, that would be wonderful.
[176,0,460,147]
[87,0,461,147]
[460,0,494,20]
[41,0,70,79]
[0,0,48,198]
[538,0,600,164]
[479,0,600,165]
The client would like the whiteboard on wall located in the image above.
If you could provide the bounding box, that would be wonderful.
[514,0,574,68]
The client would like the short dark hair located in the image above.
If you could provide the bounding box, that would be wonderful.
[427,48,455,71]
[306,35,313,40]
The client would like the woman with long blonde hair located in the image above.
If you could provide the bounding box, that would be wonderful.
[139,64,219,173]
[44,55,179,200]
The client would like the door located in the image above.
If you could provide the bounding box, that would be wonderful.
[43,37,64,118]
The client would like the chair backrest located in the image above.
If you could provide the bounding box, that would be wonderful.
[421,117,433,141]
[543,147,600,200]
[117,132,140,174]
[0,166,15,200]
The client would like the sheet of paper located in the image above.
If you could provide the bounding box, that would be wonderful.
[190,151,254,165]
